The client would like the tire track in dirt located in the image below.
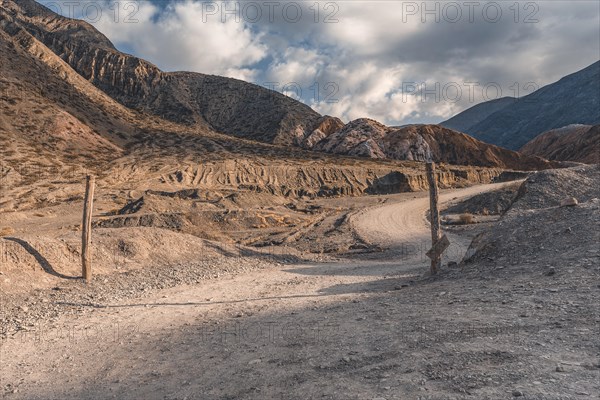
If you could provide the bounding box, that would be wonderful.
[351,181,521,263]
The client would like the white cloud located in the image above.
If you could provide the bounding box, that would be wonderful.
[90,1,268,80]
[38,0,600,126]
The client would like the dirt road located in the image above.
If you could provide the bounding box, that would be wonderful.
[352,181,519,263]
[2,181,596,400]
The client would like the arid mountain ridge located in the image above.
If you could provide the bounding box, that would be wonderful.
[308,119,555,169]
[1,0,560,183]
[1,0,516,214]
[0,0,321,145]
[442,61,600,150]
[440,96,516,133]
[520,124,599,164]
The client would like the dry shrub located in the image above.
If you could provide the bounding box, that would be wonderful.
[459,213,474,224]
[0,227,15,236]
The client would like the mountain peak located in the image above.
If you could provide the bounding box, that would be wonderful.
[2,0,322,144]
[442,60,600,149]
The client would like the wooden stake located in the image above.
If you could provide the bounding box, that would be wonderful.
[82,175,95,282]
[426,163,441,275]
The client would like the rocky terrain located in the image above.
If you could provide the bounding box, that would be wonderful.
[443,61,600,150]
[308,119,556,170]
[1,1,599,399]
[1,165,599,400]
[0,0,567,172]
[464,164,599,262]
[520,124,599,164]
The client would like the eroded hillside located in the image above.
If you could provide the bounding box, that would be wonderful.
[520,125,599,164]
[1,0,564,171]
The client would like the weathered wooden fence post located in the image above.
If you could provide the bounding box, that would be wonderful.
[82,175,95,282]
[426,163,442,275]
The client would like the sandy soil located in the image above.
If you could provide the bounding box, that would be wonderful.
[3,181,597,400]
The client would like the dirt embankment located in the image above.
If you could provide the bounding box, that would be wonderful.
[106,159,507,198]
[443,182,522,216]
[463,164,600,268]
[2,153,508,215]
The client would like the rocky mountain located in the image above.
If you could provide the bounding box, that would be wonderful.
[0,0,321,146]
[0,16,131,172]
[306,119,556,170]
[2,1,518,210]
[440,97,515,133]
[442,61,600,150]
[0,0,560,174]
[519,124,599,164]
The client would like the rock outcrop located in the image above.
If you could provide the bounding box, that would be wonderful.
[307,119,556,170]
[103,157,506,198]
[302,116,345,149]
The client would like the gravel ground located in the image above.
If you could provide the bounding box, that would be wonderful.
[1,167,598,399]
[0,253,292,340]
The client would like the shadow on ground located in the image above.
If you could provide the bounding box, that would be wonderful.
[4,237,80,280]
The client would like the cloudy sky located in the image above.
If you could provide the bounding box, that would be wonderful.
[39,0,600,125]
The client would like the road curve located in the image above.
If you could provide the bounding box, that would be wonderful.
[351,181,521,263]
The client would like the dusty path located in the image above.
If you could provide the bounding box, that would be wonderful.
[3,180,595,400]
[352,181,519,263]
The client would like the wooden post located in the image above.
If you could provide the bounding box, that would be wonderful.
[426,163,441,275]
[82,175,95,282]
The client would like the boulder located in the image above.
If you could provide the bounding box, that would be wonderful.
[560,197,579,207]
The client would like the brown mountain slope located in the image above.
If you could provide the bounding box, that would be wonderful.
[0,0,556,182]
[519,125,599,164]
[1,0,321,145]
[0,25,128,168]
[309,119,556,170]
[1,14,516,214]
